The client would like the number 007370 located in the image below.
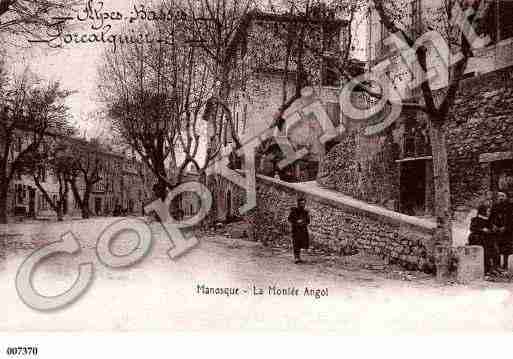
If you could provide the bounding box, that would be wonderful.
[6,347,38,356]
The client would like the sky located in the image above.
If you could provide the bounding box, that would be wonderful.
[16,46,103,135]
[5,0,368,142]
[6,0,139,139]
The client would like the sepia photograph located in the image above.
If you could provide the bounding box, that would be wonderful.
[0,0,513,344]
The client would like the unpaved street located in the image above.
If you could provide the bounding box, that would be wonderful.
[1,218,513,332]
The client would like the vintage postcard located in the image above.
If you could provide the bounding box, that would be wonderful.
[1,0,513,342]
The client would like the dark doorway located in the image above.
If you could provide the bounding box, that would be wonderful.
[226,190,232,222]
[28,188,36,217]
[63,195,68,215]
[95,198,102,216]
[400,160,427,216]
[491,159,513,192]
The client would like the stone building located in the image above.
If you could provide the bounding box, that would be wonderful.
[120,155,154,216]
[173,170,203,219]
[6,132,153,220]
[209,9,365,222]
[318,0,513,219]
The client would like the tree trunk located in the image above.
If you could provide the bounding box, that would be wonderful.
[34,176,63,222]
[81,207,90,219]
[429,116,453,281]
[81,187,91,219]
[151,154,168,201]
[428,116,453,246]
[56,206,63,221]
[62,189,69,215]
[154,177,167,202]
[203,173,217,228]
[204,67,231,226]
[81,198,90,218]
[0,180,9,224]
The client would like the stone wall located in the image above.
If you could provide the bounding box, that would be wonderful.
[317,64,513,215]
[446,65,513,211]
[209,174,247,222]
[317,103,402,210]
[251,174,436,272]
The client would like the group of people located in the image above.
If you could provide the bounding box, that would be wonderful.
[289,192,513,272]
[469,192,513,275]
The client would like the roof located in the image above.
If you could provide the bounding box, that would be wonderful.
[249,10,349,26]
[226,9,349,63]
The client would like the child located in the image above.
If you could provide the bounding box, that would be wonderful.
[469,204,497,274]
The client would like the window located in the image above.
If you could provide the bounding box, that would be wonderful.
[322,23,339,54]
[482,0,513,43]
[321,57,340,87]
[378,22,389,57]
[410,0,421,37]
[38,166,46,182]
[498,0,513,41]
[15,184,24,205]
[39,194,49,210]
[491,159,513,192]
[223,121,231,146]
[402,119,430,158]
[242,104,247,134]
[321,22,341,87]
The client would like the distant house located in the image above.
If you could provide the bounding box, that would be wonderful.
[209,8,365,222]
[3,131,154,219]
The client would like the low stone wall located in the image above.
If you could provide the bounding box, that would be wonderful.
[251,175,437,272]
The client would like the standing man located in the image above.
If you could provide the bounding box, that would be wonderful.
[503,190,513,271]
[288,197,310,264]
[490,192,512,271]
[469,204,496,274]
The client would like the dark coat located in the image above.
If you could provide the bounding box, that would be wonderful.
[489,201,513,254]
[468,216,491,246]
[288,207,310,249]
[469,215,498,273]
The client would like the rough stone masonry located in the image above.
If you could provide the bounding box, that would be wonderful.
[246,174,437,272]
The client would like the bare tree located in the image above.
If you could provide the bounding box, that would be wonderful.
[21,136,74,220]
[367,0,488,251]
[99,22,174,197]
[231,0,361,183]
[99,13,242,202]
[66,138,109,219]
[243,0,364,124]
[174,0,253,152]
[0,69,72,223]
[0,0,79,44]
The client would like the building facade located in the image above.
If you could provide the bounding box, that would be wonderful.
[317,0,513,219]
[5,133,154,220]
[209,10,358,222]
